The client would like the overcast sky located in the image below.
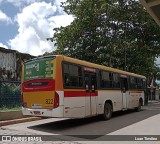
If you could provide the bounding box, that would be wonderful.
[0,0,74,56]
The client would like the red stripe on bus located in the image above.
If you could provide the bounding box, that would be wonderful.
[22,79,55,92]
[64,91,98,97]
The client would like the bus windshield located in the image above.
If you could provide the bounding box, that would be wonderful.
[24,56,55,81]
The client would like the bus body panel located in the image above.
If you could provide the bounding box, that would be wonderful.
[63,96,98,118]
[22,56,57,109]
[21,55,146,119]
[63,90,86,118]
[88,95,97,116]
[64,104,85,118]
[97,90,123,113]
[127,91,144,108]
[55,56,64,90]
[22,90,64,117]
[23,91,55,109]
[22,106,64,117]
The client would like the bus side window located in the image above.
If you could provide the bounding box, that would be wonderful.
[137,78,143,90]
[64,75,70,86]
[99,71,111,89]
[63,63,83,88]
[112,73,120,89]
[85,75,89,85]
[64,64,70,86]
[135,78,138,89]
[120,77,128,91]
[130,76,136,90]
[78,67,83,87]
[109,72,113,88]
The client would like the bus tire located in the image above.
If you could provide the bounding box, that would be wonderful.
[102,102,113,120]
[135,99,142,112]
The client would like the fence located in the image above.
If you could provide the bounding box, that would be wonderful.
[0,80,21,108]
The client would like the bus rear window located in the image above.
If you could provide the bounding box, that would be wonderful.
[24,57,55,81]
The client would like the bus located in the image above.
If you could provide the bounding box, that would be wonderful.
[21,55,146,120]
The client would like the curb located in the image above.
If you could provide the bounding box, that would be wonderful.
[0,117,41,126]
[148,101,160,104]
[0,110,24,121]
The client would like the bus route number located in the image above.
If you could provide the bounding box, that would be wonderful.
[45,99,53,104]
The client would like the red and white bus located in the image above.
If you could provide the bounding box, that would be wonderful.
[21,55,146,120]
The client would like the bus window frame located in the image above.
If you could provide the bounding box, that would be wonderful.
[129,76,145,91]
[120,76,129,91]
[98,70,121,90]
[112,72,121,89]
[62,62,85,89]
[62,61,146,92]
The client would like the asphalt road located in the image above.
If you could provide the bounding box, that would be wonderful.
[28,104,160,139]
[1,102,160,141]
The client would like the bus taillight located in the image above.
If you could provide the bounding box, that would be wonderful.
[54,92,59,108]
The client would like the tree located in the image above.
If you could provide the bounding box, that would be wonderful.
[48,0,160,78]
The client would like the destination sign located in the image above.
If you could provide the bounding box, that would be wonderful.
[24,57,54,81]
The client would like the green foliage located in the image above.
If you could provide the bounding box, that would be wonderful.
[0,106,21,112]
[0,82,21,108]
[1,85,13,97]
[48,0,160,79]
[1,84,20,97]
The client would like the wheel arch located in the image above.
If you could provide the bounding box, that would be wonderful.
[104,100,113,110]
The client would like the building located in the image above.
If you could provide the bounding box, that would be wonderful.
[140,0,160,26]
[0,47,34,81]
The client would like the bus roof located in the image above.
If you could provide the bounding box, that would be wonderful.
[23,55,56,63]
[24,55,146,79]
[58,55,146,79]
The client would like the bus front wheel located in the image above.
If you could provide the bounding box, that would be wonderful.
[102,103,113,120]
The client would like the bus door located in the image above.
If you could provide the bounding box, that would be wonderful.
[120,76,129,109]
[84,72,97,116]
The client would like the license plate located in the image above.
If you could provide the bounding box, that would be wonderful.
[33,111,41,115]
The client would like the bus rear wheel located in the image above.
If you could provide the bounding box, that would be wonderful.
[135,100,142,112]
[102,103,112,120]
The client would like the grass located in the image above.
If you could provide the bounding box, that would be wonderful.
[0,106,22,112]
